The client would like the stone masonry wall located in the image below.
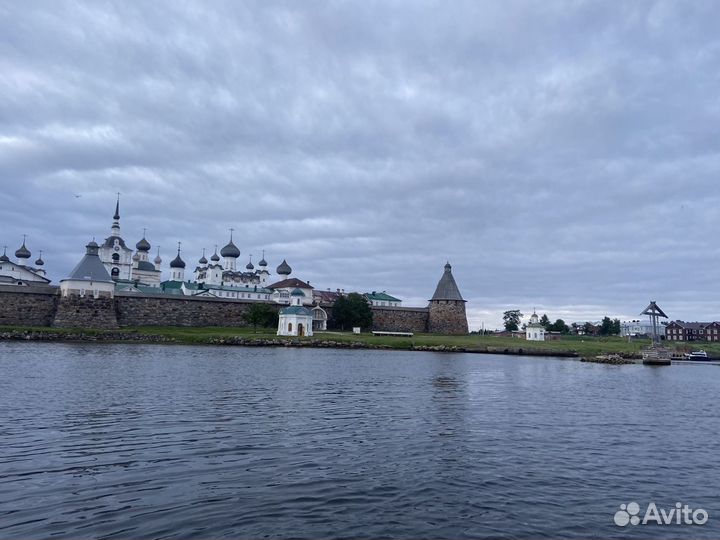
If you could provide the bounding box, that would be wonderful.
[371,306,429,333]
[53,295,119,329]
[0,289,467,334]
[0,286,59,327]
[428,300,469,335]
[115,293,281,327]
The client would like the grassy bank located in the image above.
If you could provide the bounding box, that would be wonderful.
[0,327,696,356]
[3,325,718,358]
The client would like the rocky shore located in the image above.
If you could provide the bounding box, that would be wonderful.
[581,354,639,365]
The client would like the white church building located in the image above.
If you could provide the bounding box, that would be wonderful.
[277,289,314,337]
[526,311,546,341]
[0,238,51,287]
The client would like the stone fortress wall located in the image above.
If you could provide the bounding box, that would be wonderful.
[0,286,466,333]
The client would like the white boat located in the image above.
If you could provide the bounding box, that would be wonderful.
[685,350,709,360]
[642,347,672,365]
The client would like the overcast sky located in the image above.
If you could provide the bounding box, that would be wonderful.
[2,1,719,330]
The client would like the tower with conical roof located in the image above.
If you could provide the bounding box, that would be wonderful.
[427,262,468,334]
[55,240,119,329]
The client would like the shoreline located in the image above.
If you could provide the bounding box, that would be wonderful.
[0,328,639,362]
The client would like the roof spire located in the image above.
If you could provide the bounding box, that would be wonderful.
[114,193,120,220]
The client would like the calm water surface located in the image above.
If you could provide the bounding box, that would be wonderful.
[0,343,718,539]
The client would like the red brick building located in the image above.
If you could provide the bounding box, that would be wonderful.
[665,320,720,342]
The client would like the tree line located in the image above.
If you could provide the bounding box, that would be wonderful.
[502,310,622,336]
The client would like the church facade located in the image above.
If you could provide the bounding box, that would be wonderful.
[0,238,50,287]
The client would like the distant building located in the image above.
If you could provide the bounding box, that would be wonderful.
[313,289,345,305]
[267,263,314,305]
[666,320,720,342]
[0,239,50,287]
[526,311,546,341]
[60,241,115,298]
[365,291,402,307]
[620,319,666,338]
[572,322,601,336]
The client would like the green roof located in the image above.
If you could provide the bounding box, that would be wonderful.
[204,284,272,293]
[365,292,401,302]
[280,306,313,316]
[160,280,199,290]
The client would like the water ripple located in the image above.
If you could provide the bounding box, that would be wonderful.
[0,343,718,539]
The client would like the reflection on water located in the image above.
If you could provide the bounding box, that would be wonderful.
[0,342,718,539]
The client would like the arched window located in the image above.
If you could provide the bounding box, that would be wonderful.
[111,268,120,277]
[288,322,293,333]
[112,253,120,262]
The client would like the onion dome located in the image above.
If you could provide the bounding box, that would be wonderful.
[35,251,44,266]
[246,256,254,270]
[136,236,151,252]
[170,245,186,268]
[15,240,31,259]
[210,246,220,262]
[259,250,267,267]
[290,288,305,297]
[0,246,9,263]
[276,259,292,276]
[199,248,208,265]
[220,237,240,258]
[154,247,162,265]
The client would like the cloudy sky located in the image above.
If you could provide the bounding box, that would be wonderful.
[2,1,719,329]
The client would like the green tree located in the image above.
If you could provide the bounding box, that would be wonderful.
[244,303,277,333]
[599,316,613,336]
[503,310,523,332]
[612,318,621,335]
[332,293,373,331]
[548,318,570,334]
[540,314,550,329]
[583,322,595,335]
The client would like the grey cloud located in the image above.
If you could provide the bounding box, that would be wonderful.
[2,0,720,329]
